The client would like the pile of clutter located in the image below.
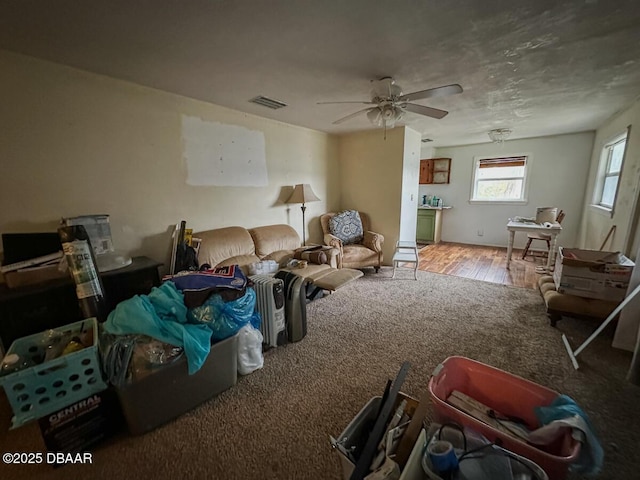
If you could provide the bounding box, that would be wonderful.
[0,264,266,434]
[334,358,603,480]
[102,264,264,386]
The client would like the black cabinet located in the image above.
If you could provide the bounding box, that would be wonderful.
[0,256,162,351]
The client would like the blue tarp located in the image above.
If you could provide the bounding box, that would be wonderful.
[104,282,212,374]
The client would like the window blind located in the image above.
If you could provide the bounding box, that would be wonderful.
[478,156,526,168]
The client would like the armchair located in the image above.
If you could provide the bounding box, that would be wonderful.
[320,211,384,272]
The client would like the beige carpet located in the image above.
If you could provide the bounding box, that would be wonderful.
[1,268,639,480]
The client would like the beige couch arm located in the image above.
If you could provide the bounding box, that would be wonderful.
[323,233,343,268]
[322,247,340,269]
[324,233,343,249]
[363,231,384,252]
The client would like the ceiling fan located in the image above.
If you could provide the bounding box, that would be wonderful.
[318,77,463,129]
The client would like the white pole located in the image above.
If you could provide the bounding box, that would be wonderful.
[564,283,640,369]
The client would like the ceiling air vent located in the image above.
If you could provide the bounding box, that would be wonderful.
[249,96,287,110]
[421,138,433,143]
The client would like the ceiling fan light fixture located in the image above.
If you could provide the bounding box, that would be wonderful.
[367,108,383,126]
[389,106,404,126]
[382,106,396,122]
[321,78,462,130]
[366,105,403,128]
[488,128,512,144]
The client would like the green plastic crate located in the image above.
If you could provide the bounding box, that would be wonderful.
[0,318,107,429]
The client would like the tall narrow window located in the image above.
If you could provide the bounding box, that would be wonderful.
[596,133,627,210]
[471,156,529,202]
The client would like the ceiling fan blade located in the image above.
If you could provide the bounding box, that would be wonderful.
[399,84,463,102]
[402,103,449,119]
[317,101,376,105]
[332,107,378,125]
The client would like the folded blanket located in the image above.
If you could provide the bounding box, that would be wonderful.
[164,265,248,307]
[294,246,330,265]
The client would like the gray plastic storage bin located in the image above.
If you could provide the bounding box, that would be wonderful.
[115,333,238,435]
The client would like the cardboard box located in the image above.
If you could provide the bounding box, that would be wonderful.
[38,389,124,458]
[4,264,67,289]
[553,247,634,301]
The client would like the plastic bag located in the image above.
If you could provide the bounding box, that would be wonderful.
[188,288,261,341]
[129,336,183,382]
[237,325,264,375]
[101,334,184,386]
[423,423,548,480]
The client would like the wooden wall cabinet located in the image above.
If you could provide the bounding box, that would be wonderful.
[419,158,451,184]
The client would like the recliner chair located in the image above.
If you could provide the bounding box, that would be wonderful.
[320,211,384,272]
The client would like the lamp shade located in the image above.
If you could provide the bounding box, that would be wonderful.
[287,184,320,204]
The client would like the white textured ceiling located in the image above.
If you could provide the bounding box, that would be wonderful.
[1,0,639,146]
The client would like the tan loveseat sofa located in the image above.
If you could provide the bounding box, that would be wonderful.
[196,224,337,272]
[194,224,362,292]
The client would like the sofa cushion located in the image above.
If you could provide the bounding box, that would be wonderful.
[341,244,380,269]
[217,255,261,268]
[263,250,295,267]
[249,224,300,258]
[195,226,256,268]
[329,210,363,245]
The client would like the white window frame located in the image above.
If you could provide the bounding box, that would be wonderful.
[469,154,531,205]
[591,131,628,216]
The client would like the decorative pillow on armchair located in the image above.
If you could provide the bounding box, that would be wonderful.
[329,210,364,245]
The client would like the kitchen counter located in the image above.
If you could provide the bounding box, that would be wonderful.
[417,208,448,243]
[418,205,453,210]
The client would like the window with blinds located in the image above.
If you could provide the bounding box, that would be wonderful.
[471,155,529,202]
[594,131,627,212]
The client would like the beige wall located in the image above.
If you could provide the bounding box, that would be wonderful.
[0,50,339,272]
[578,98,640,257]
[337,127,406,263]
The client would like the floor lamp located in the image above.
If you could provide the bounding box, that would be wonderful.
[287,184,320,245]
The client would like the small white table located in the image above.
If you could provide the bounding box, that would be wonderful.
[392,241,419,280]
[506,220,562,271]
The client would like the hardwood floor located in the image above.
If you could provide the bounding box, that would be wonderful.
[417,242,548,289]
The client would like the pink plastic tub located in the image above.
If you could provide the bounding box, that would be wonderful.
[428,356,581,480]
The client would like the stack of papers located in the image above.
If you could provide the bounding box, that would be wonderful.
[1,251,63,274]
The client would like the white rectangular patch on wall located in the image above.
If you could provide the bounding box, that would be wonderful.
[182,115,268,186]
